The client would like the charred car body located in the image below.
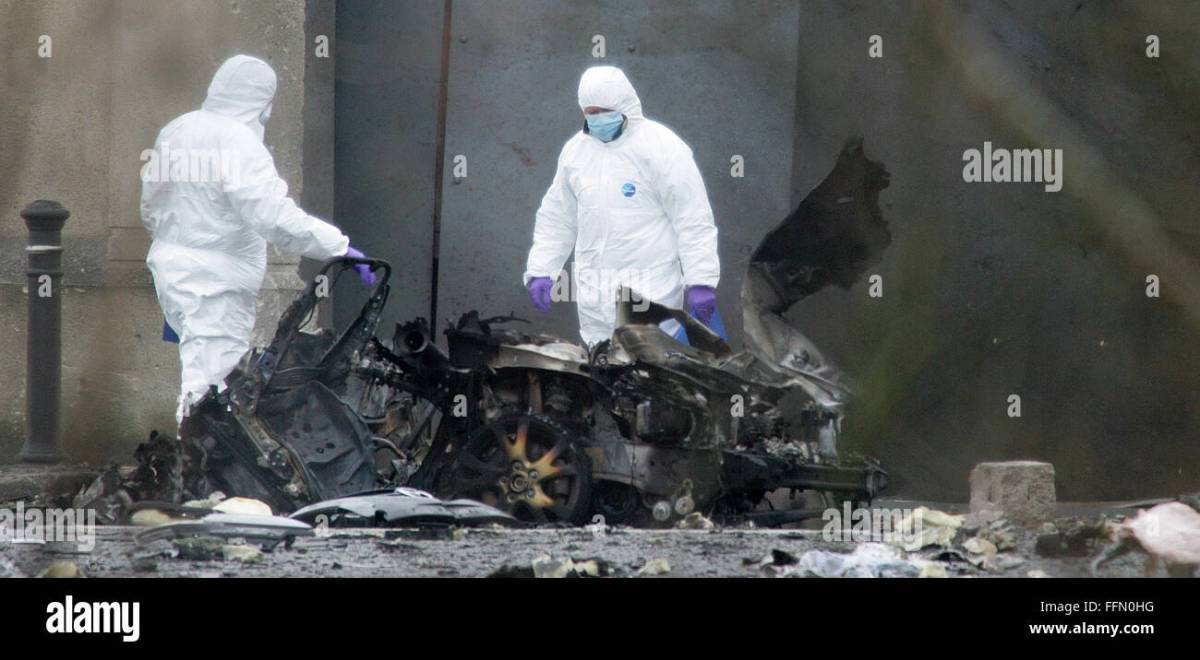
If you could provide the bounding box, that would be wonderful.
[181,137,892,526]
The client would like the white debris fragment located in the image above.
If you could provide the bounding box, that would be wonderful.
[39,561,85,578]
[213,497,273,517]
[182,491,227,509]
[129,509,175,527]
[889,507,964,551]
[962,535,999,569]
[788,543,920,578]
[638,558,672,576]
[1121,502,1200,566]
[221,545,263,563]
[532,554,603,578]
[962,536,998,557]
[918,563,948,579]
[675,512,716,530]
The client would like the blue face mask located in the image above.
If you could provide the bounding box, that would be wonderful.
[585,111,624,142]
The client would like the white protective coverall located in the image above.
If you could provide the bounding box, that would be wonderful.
[140,55,350,424]
[524,66,720,346]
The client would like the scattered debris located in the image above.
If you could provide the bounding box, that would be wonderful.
[991,555,1026,571]
[919,563,948,578]
[745,548,798,568]
[221,544,263,563]
[889,507,964,551]
[675,512,716,530]
[39,560,85,578]
[181,492,227,509]
[169,538,263,564]
[532,554,606,578]
[172,537,224,561]
[962,536,997,556]
[71,467,126,523]
[638,558,672,576]
[962,536,998,569]
[1036,518,1113,558]
[1092,502,1200,577]
[783,543,922,578]
[73,430,213,524]
[129,509,175,527]
[959,540,1024,572]
[976,518,1018,552]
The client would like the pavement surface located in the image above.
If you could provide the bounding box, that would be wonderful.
[0,519,1160,578]
[0,479,1176,579]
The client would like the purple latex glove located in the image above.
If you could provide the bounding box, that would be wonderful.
[527,277,553,313]
[686,285,717,325]
[345,246,377,286]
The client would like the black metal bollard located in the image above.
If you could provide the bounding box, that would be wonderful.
[18,200,69,464]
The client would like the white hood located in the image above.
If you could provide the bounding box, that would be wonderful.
[577,66,644,122]
[144,54,351,424]
[201,55,276,141]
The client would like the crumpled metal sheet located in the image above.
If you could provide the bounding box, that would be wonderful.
[735,136,892,408]
[133,513,314,547]
[289,487,517,527]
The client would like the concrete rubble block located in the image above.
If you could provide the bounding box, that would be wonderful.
[969,461,1056,525]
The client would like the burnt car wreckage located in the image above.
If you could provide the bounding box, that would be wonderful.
[173,137,891,527]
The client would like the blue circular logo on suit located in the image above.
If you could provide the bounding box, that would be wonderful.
[621,182,636,197]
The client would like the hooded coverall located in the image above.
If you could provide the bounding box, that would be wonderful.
[523,66,720,346]
[140,55,350,424]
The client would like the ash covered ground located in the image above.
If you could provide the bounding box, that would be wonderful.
[0,499,1166,579]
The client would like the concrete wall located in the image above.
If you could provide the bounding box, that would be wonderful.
[333,0,445,330]
[0,0,325,463]
[785,1,1200,500]
[335,0,1200,500]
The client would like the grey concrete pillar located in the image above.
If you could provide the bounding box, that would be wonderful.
[18,200,69,464]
